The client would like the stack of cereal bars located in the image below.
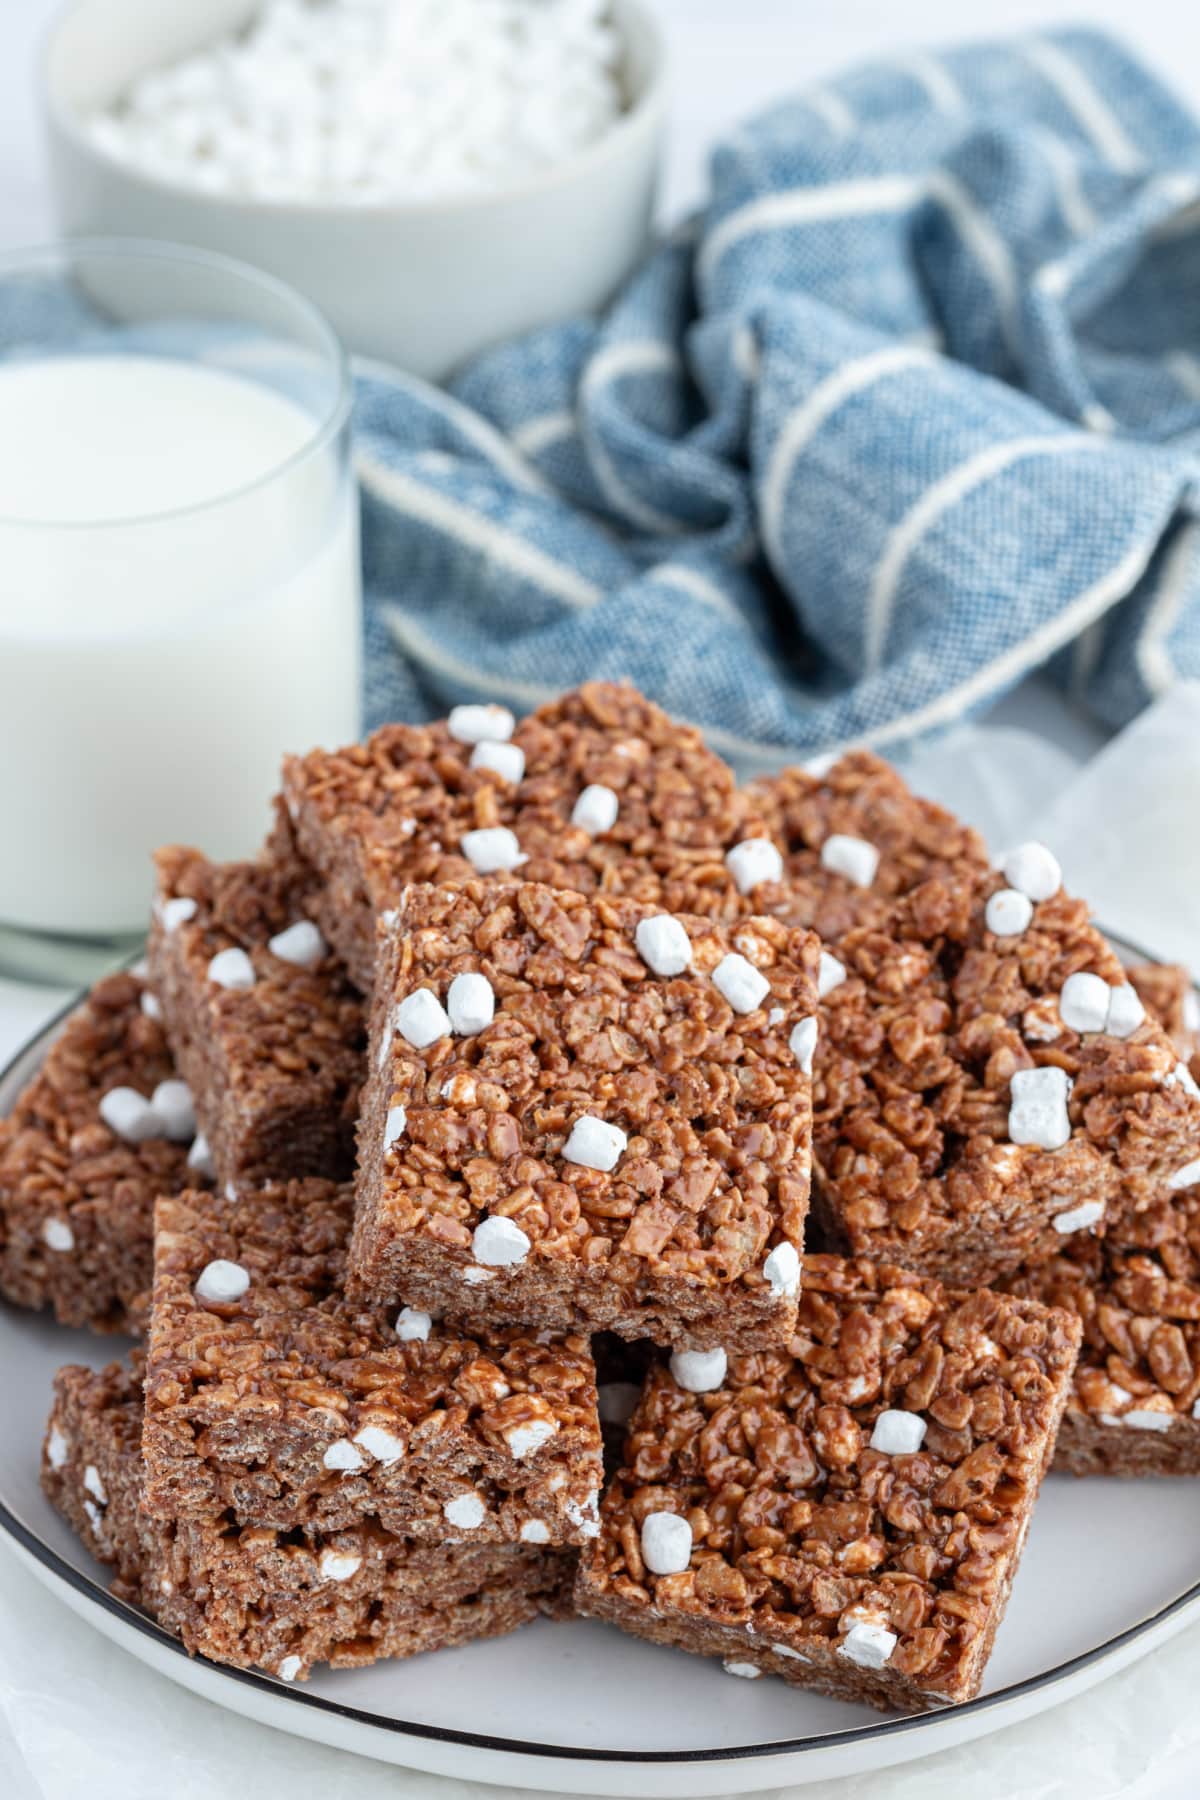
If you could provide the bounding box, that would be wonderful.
[5,682,1199,1713]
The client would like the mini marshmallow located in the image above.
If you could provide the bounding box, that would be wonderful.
[820,833,880,888]
[382,1104,408,1151]
[472,1215,532,1266]
[723,1661,763,1679]
[763,1241,801,1299]
[158,895,197,932]
[448,971,495,1036]
[640,1511,692,1575]
[277,1656,302,1683]
[1123,1410,1173,1432]
[712,952,770,1015]
[1002,841,1062,902]
[572,784,619,835]
[985,888,1034,937]
[1059,971,1110,1035]
[635,914,692,977]
[869,1409,927,1455]
[1052,1199,1105,1235]
[563,1115,627,1172]
[789,1017,818,1074]
[466,744,524,792]
[460,826,526,873]
[448,703,515,745]
[207,947,256,990]
[150,1079,195,1142]
[520,1519,551,1544]
[83,1464,106,1504]
[42,1218,74,1253]
[98,1085,161,1144]
[353,1424,406,1465]
[194,1259,251,1305]
[461,1265,494,1285]
[1168,1156,1200,1191]
[839,1622,898,1669]
[267,920,326,967]
[597,1382,640,1425]
[187,1133,215,1180]
[1165,1061,1200,1100]
[395,988,452,1049]
[323,1439,366,1473]
[47,1427,69,1470]
[318,1550,362,1582]
[670,1347,728,1393]
[1008,1066,1073,1151]
[1105,983,1145,1039]
[505,1418,558,1459]
[395,1305,432,1342]
[444,1492,486,1530]
[725,839,784,895]
[140,990,162,1021]
[818,951,847,998]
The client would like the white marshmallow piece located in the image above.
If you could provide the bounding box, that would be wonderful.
[563,1115,627,1173]
[187,1133,215,1180]
[725,839,784,895]
[635,914,692,977]
[723,1661,763,1680]
[763,1241,801,1299]
[505,1418,558,1459]
[460,826,526,873]
[1168,1156,1200,1192]
[1008,1066,1073,1152]
[839,1622,898,1669]
[276,1656,302,1683]
[470,739,525,784]
[869,1409,927,1455]
[985,888,1034,937]
[1002,841,1062,903]
[1052,1199,1105,1235]
[318,1550,362,1582]
[520,1519,551,1544]
[47,1426,69,1470]
[448,703,515,745]
[194,1259,251,1305]
[818,951,847,998]
[712,952,770,1015]
[820,833,880,889]
[472,1215,532,1267]
[572,784,620,835]
[267,920,326,968]
[1105,983,1145,1040]
[42,1218,75,1253]
[669,1347,728,1393]
[353,1424,406,1465]
[1058,971,1109,1036]
[150,1079,195,1142]
[140,990,162,1021]
[98,1085,161,1144]
[323,1439,366,1474]
[395,988,452,1049]
[640,1511,693,1575]
[395,1305,432,1342]
[1123,1410,1173,1432]
[158,895,197,933]
[207,947,256,991]
[448,971,495,1036]
[789,1017,818,1074]
[444,1492,486,1530]
[1166,1061,1200,1101]
[384,1105,407,1149]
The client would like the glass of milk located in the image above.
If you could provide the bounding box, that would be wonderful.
[0,239,361,980]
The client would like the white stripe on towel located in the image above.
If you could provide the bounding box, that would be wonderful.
[895,52,968,118]
[807,87,856,137]
[1137,518,1200,696]
[511,410,578,457]
[580,340,689,537]
[1021,38,1142,172]
[699,175,923,286]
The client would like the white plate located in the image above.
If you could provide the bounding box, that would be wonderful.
[2,946,1198,1799]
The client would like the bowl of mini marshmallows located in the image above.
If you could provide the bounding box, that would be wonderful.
[43,0,665,378]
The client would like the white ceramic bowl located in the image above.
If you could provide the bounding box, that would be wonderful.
[43,0,666,379]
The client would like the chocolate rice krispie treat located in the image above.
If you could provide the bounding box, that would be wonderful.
[577,1254,1081,1712]
[142,1179,603,1547]
[280,682,745,990]
[0,971,208,1333]
[738,759,1200,1284]
[148,838,364,1190]
[45,1358,571,1683]
[350,879,819,1349]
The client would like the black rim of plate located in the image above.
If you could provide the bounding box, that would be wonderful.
[2,936,1198,1769]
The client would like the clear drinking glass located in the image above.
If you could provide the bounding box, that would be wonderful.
[0,239,361,982]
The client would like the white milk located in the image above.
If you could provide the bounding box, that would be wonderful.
[0,354,360,934]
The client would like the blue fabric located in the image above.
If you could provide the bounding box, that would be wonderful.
[356,27,1200,767]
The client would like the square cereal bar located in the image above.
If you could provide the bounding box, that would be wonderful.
[148,838,364,1190]
[142,1179,603,1547]
[742,760,1200,1284]
[577,1254,1080,1712]
[281,682,744,989]
[0,971,208,1333]
[1004,1188,1200,1476]
[350,879,818,1349]
[45,1358,571,1683]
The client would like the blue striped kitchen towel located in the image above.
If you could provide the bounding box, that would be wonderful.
[355,27,1200,768]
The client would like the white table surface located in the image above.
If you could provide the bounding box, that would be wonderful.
[2,2,1200,1797]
